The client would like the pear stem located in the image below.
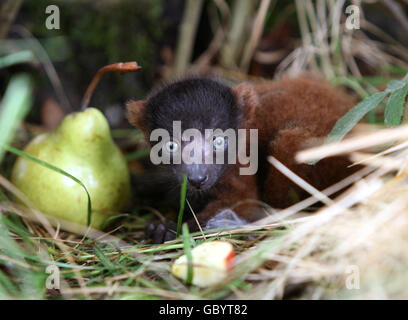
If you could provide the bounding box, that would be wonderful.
[80,61,141,111]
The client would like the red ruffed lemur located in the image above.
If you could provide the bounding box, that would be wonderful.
[127,76,356,243]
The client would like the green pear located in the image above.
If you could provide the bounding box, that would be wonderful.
[11,108,131,229]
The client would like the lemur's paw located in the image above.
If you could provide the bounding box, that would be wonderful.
[205,209,248,230]
[145,220,177,243]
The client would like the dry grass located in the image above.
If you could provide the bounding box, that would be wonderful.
[2,123,408,299]
[1,0,408,300]
[277,0,408,79]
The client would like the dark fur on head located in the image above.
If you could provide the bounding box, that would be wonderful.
[145,78,241,133]
[127,77,256,200]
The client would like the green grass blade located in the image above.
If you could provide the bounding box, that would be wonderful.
[94,244,115,270]
[331,77,369,98]
[327,91,389,144]
[0,270,18,298]
[0,189,8,201]
[176,174,188,237]
[3,145,93,226]
[0,51,34,69]
[0,217,25,259]
[0,74,33,163]
[385,83,408,127]
[359,76,394,87]
[0,215,47,299]
[125,149,150,161]
[110,129,140,139]
[182,223,194,285]
[382,65,408,76]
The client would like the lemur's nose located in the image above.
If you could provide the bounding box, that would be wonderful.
[188,174,208,188]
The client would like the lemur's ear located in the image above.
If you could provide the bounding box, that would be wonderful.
[234,83,258,125]
[126,100,146,131]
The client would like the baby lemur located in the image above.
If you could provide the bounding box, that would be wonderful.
[127,76,355,243]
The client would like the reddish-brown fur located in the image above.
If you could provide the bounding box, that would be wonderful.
[127,76,357,233]
[251,77,356,208]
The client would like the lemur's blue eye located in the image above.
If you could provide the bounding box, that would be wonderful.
[165,141,179,153]
[213,136,227,150]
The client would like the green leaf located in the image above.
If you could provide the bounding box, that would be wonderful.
[125,149,149,161]
[385,83,408,127]
[0,51,34,69]
[382,65,408,76]
[387,79,406,91]
[0,270,18,298]
[182,223,193,285]
[3,145,93,226]
[94,244,115,270]
[331,77,369,98]
[0,190,8,201]
[327,91,389,144]
[0,74,33,163]
[176,174,188,237]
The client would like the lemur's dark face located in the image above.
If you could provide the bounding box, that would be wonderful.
[143,78,242,194]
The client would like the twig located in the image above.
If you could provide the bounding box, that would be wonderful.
[296,125,408,163]
[186,199,206,240]
[254,165,374,226]
[253,49,287,64]
[267,156,333,206]
[81,62,141,110]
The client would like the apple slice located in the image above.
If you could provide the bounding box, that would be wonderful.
[171,241,235,287]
